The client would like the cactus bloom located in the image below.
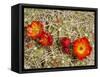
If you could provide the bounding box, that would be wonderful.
[60,37,71,54]
[73,37,92,60]
[26,21,44,39]
[39,31,53,46]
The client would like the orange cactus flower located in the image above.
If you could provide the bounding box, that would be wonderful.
[39,31,53,46]
[73,37,92,60]
[26,21,44,39]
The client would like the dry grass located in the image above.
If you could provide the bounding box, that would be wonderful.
[24,8,95,69]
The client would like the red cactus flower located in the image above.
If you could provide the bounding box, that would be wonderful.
[73,37,92,60]
[60,37,71,48]
[62,47,70,54]
[26,21,44,39]
[60,37,71,54]
[38,31,53,46]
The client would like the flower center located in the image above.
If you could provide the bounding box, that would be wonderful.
[32,24,41,35]
[79,46,83,50]
[78,44,85,54]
